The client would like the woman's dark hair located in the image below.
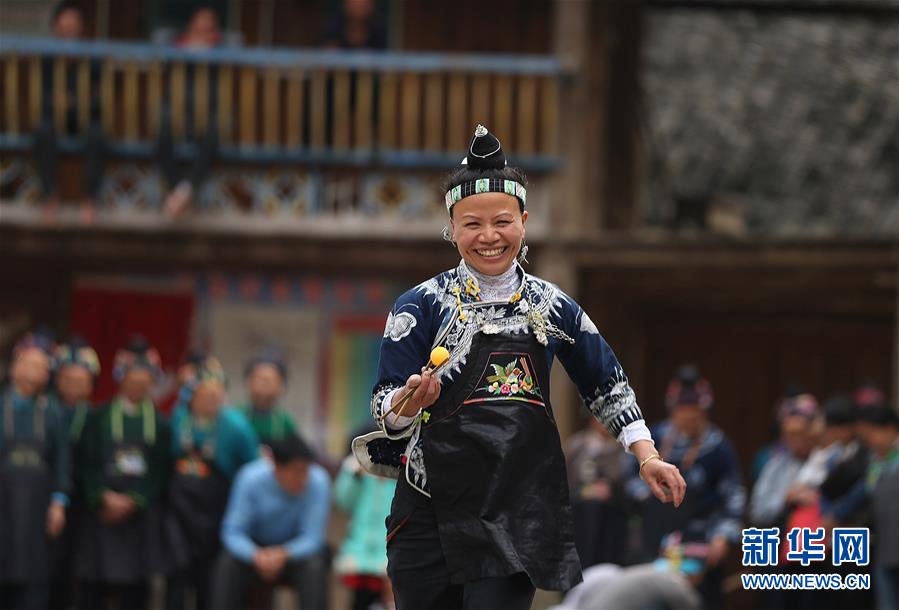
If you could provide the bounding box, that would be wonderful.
[124,334,151,356]
[244,346,288,381]
[442,126,527,217]
[823,395,856,426]
[268,435,315,465]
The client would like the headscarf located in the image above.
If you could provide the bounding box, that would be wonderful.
[53,336,101,378]
[665,364,714,410]
[112,334,163,383]
[777,393,820,422]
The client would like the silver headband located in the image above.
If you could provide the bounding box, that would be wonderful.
[444,178,527,212]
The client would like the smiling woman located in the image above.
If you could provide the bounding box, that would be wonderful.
[442,127,530,276]
[354,125,687,610]
[449,191,527,276]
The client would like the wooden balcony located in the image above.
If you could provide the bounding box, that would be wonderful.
[0,35,565,238]
[0,36,562,168]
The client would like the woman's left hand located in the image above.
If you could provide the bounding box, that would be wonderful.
[641,459,687,507]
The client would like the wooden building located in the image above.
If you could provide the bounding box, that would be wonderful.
[1,0,896,474]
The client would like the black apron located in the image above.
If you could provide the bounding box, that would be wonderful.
[78,405,165,583]
[164,422,231,571]
[0,394,53,584]
[420,332,581,590]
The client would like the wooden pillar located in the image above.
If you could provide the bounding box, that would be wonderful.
[4,56,18,135]
[547,0,610,440]
[549,0,606,239]
[535,250,580,442]
[894,249,899,408]
[604,0,643,230]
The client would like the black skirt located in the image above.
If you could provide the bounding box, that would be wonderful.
[76,501,168,584]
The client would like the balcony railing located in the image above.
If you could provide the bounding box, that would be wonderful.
[0,36,563,171]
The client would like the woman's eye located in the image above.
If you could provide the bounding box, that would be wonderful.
[465,223,479,229]
[496,221,510,226]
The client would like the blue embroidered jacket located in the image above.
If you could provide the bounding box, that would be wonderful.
[370,261,646,496]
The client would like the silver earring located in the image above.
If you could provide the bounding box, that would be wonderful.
[442,226,455,246]
[517,239,529,264]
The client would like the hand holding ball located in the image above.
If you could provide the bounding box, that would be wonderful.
[387,347,449,423]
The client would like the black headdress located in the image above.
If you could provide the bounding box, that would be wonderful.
[113,334,163,382]
[444,125,527,212]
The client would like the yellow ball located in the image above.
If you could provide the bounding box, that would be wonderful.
[429,346,450,367]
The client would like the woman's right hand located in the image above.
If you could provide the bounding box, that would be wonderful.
[393,369,441,417]
[100,490,136,524]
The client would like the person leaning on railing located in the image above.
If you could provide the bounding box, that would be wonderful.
[33,1,104,224]
[322,0,388,50]
[157,6,222,220]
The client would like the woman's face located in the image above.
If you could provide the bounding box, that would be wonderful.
[10,347,50,397]
[780,415,815,459]
[191,381,224,419]
[247,363,284,409]
[56,365,94,405]
[670,404,707,438]
[450,192,527,276]
[120,368,154,403]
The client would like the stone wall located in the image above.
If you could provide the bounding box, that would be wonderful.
[641,7,899,236]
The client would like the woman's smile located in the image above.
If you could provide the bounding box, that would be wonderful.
[475,246,508,259]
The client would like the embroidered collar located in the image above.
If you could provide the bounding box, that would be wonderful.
[456,260,526,305]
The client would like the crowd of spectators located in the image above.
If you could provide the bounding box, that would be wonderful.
[557,367,897,610]
[2,326,895,610]
[0,331,395,610]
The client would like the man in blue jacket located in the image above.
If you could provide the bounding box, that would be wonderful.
[211,434,330,610]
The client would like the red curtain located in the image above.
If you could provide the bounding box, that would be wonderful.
[69,287,195,410]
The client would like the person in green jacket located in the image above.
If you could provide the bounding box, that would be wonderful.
[165,353,259,610]
[48,337,100,610]
[335,434,397,610]
[238,349,298,443]
[77,335,170,610]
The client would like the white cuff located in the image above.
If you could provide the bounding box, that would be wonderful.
[617,420,653,455]
[382,387,419,430]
